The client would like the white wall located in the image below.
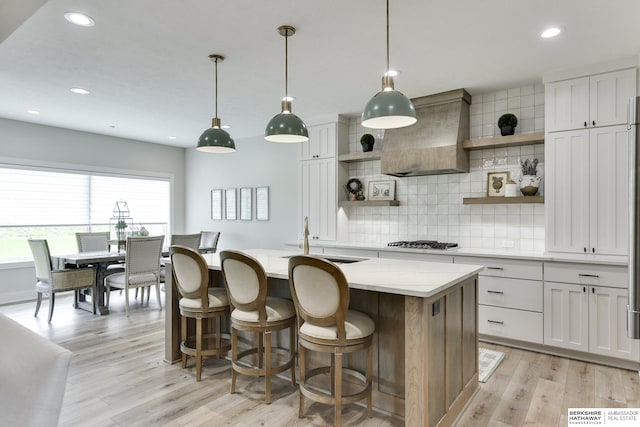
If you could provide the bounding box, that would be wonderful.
[185,134,298,251]
[0,118,186,303]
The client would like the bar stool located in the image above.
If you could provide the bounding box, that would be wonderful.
[170,245,231,381]
[288,255,375,427]
[219,250,296,404]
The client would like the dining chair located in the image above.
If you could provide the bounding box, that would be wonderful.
[219,250,296,404]
[170,245,231,381]
[105,235,164,316]
[158,233,203,286]
[28,239,97,322]
[199,231,220,254]
[288,255,375,427]
[76,231,125,275]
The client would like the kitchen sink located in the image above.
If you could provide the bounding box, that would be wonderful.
[281,255,366,264]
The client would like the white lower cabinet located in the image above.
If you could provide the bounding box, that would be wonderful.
[455,256,544,344]
[543,262,639,362]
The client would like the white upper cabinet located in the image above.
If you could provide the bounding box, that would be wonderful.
[545,68,636,132]
[546,125,629,255]
[299,123,336,160]
[546,77,589,132]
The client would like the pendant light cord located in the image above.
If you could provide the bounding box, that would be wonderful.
[214,57,219,120]
[284,31,289,101]
[386,0,390,73]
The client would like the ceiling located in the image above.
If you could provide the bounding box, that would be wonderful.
[1,0,640,149]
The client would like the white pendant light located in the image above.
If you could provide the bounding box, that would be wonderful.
[362,0,416,130]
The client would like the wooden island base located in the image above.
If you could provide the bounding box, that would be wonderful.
[165,251,479,427]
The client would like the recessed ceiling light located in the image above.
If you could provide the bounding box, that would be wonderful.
[168,136,177,140]
[540,27,562,38]
[64,12,95,27]
[26,110,40,115]
[70,87,90,95]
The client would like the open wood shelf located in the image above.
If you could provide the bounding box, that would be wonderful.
[463,196,544,205]
[463,132,544,151]
[338,151,381,163]
[339,200,400,208]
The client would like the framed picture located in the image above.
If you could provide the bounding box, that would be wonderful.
[368,180,396,201]
[240,187,252,221]
[487,171,509,197]
[256,186,269,221]
[210,189,222,220]
[225,188,237,220]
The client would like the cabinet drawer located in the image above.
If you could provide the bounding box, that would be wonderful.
[479,305,543,344]
[455,256,543,281]
[478,277,542,312]
[544,262,628,288]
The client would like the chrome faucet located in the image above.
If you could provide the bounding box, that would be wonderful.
[303,216,309,255]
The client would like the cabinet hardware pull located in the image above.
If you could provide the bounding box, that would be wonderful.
[583,286,586,293]
[592,120,595,126]
[584,121,587,127]
[487,290,504,294]
[486,267,503,270]
[578,273,599,278]
[592,287,595,294]
[583,247,587,253]
[487,320,504,325]
[592,248,595,253]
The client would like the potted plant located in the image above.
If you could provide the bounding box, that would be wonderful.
[498,113,518,136]
[520,158,541,196]
[360,133,375,152]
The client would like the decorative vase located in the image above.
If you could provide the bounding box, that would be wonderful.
[520,175,541,196]
[362,141,374,152]
[500,125,515,136]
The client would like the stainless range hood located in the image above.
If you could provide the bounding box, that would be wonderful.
[381,88,470,176]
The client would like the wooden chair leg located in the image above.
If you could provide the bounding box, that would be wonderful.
[105,285,111,307]
[196,318,202,381]
[298,344,306,418]
[289,323,296,386]
[367,345,373,417]
[34,292,42,317]
[334,352,343,427]
[265,330,272,404]
[231,327,238,394]
[258,331,264,369]
[215,317,221,357]
[181,316,188,368]
[48,293,55,323]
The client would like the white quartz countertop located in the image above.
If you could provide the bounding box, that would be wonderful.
[283,241,628,266]
[202,249,483,298]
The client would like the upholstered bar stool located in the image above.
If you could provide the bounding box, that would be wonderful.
[170,245,231,381]
[219,250,296,404]
[288,255,375,427]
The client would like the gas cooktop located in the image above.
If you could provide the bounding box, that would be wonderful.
[387,240,458,250]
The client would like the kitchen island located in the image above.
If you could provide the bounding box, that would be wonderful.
[164,249,483,427]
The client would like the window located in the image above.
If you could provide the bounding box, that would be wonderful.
[0,166,170,260]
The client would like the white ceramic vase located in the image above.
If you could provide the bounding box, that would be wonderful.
[520,175,541,196]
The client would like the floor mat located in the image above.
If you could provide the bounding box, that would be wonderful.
[478,348,505,383]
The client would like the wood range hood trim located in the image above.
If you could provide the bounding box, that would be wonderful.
[381,88,471,177]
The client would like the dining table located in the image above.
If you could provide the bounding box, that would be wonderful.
[54,251,125,315]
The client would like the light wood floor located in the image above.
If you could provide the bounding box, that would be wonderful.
[2,293,639,427]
